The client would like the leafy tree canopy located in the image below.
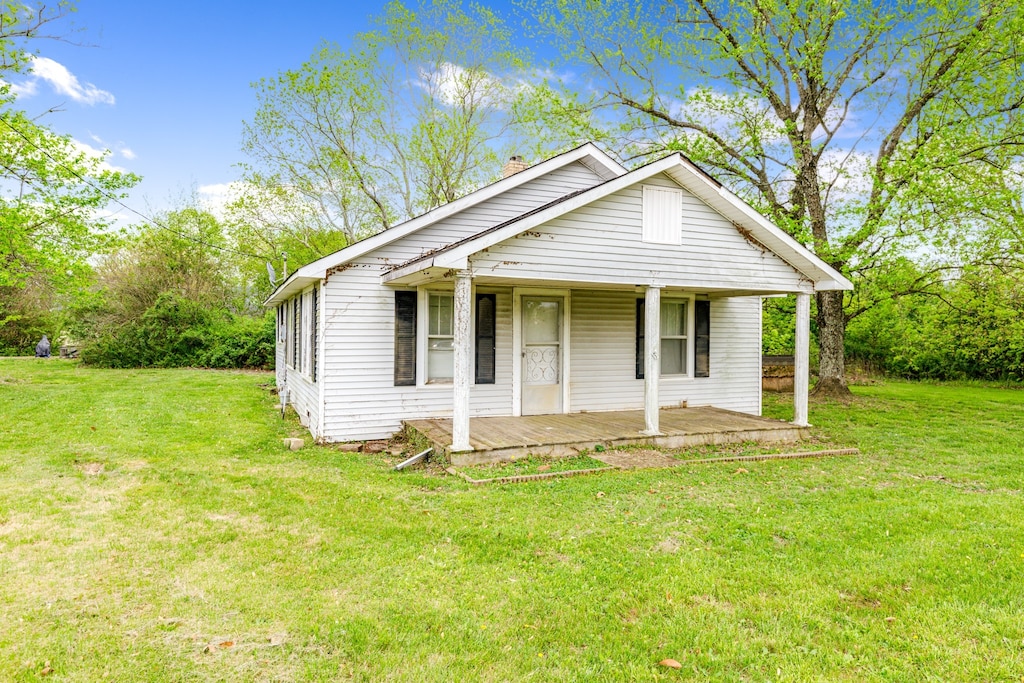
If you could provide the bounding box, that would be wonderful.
[1,2,139,335]
[531,0,1024,392]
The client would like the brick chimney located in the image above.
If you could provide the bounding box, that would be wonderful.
[502,155,528,178]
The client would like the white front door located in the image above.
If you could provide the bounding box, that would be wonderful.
[521,296,563,415]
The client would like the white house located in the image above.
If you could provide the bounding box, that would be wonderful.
[264,143,852,452]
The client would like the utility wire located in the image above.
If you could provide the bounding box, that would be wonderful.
[0,115,267,261]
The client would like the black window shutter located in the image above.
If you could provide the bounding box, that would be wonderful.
[310,284,319,382]
[635,298,645,380]
[695,299,710,378]
[475,293,496,384]
[292,298,300,367]
[394,291,417,386]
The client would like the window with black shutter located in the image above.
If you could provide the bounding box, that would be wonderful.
[475,293,496,384]
[695,299,710,378]
[394,291,417,386]
[636,296,707,378]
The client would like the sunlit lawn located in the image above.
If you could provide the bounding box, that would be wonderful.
[1,359,1022,681]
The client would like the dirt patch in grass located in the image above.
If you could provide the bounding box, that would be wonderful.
[591,449,680,469]
[77,462,105,476]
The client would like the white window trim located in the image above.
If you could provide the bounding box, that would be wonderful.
[416,285,462,387]
[660,294,695,379]
[638,292,695,380]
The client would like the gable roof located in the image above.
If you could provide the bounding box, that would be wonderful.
[263,143,626,305]
[383,153,853,292]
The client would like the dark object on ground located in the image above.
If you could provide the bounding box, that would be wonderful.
[35,335,51,358]
[60,346,80,359]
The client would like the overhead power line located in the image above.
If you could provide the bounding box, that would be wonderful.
[0,115,266,261]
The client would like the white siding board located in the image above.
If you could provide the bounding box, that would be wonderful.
[570,291,761,415]
[470,175,807,292]
[280,296,321,437]
[312,162,605,442]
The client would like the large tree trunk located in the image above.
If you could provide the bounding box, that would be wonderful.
[813,289,851,397]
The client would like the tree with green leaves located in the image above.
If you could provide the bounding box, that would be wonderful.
[534,0,1024,394]
[233,0,566,278]
[1,2,139,350]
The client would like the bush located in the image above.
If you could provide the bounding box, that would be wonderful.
[81,293,273,370]
[846,269,1024,382]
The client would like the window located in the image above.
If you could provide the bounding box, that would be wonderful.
[393,290,497,387]
[660,300,688,375]
[636,297,710,378]
[309,284,319,382]
[427,293,454,382]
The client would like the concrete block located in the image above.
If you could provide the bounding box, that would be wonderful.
[284,438,304,451]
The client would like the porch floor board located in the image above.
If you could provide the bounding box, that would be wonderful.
[404,406,809,466]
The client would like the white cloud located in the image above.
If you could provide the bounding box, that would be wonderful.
[69,137,127,173]
[198,182,246,218]
[415,61,507,108]
[6,78,38,99]
[20,56,115,106]
[87,133,137,163]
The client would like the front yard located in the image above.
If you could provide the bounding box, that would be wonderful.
[1,359,1021,681]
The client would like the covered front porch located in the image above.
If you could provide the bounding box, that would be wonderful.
[389,269,813,456]
[406,405,810,466]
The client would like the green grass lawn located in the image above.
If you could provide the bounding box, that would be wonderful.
[1,359,1022,681]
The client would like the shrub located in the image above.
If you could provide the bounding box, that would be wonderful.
[81,293,273,370]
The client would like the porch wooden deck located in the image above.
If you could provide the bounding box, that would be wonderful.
[404,407,809,466]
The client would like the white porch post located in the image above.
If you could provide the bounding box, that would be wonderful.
[794,291,811,427]
[451,269,473,452]
[642,285,663,436]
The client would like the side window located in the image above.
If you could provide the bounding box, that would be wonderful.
[427,293,454,382]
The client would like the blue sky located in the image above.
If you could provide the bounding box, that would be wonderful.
[9,1,446,219]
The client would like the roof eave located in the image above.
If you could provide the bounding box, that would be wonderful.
[262,143,628,307]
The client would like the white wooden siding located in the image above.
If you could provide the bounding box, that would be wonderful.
[315,162,606,442]
[470,174,808,292]
[292,164,774,442]
[569,291,761,415]
[279,287,322,438]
